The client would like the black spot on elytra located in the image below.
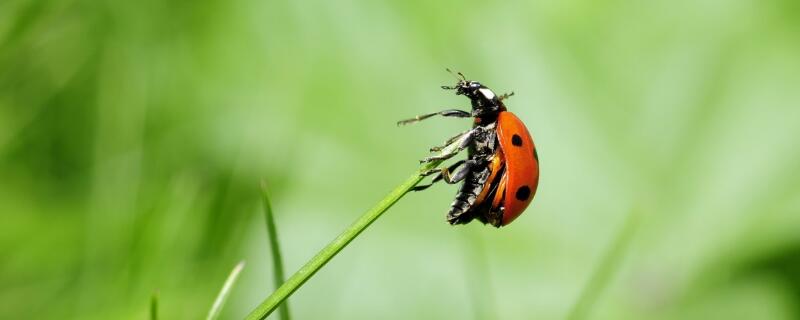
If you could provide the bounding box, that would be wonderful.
[511,134,523,146]
[515,186,531,201]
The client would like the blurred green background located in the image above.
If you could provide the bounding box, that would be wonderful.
[2,0,800,319]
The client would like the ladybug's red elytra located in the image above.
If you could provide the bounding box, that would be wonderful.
[398,70,539,227]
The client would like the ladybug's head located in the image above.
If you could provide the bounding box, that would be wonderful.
[445,80,483,98]
[442,69,502,116]
[441,69,487,100]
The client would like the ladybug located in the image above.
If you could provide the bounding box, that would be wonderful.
[398,70,539,227]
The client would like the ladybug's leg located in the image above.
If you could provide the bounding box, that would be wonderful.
[420,127,480,163]
[440,160,477,184]
[429,129,470,152]
[498,92,515,101]
[412,160,466,191]
[397,109,470,126]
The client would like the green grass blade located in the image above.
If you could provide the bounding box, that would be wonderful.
[245,144,456,320]
[150,291,158,320]
[261,181,291,320]
[567,209,640,320]
[206,261,246,320]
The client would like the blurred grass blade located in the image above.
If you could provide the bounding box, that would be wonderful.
[150,291,158,320]
[567,209,640,320]
[245,143,457,320]
[206,261,246,320]
[261,181,291,320]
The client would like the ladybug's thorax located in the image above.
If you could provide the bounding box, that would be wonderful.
[452,80,503,118]
[465,85,505,124]
[473,112,501,125]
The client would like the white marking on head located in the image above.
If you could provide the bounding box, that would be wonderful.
[478,88,496,100]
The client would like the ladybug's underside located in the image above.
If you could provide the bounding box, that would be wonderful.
[442,122,505,226]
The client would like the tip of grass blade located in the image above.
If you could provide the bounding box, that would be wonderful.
[150,291,159,320]
[260,180,291,320]
[206,261,246,320]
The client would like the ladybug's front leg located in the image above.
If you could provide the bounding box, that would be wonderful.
[397,109,470,126]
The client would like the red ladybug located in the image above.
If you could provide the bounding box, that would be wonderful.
[398,70,539,227]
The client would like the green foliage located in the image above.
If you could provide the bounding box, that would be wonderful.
[2,0,800,319]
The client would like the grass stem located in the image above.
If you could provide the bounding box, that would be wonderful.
[245,155,449,320]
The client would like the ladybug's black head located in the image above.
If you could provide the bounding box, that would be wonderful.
[442,70,502,116]
[445,80,483,98]
[441,69,490,100]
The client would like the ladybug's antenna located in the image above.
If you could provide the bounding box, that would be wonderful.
[446,68,466,81]
[443,68,465,90]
